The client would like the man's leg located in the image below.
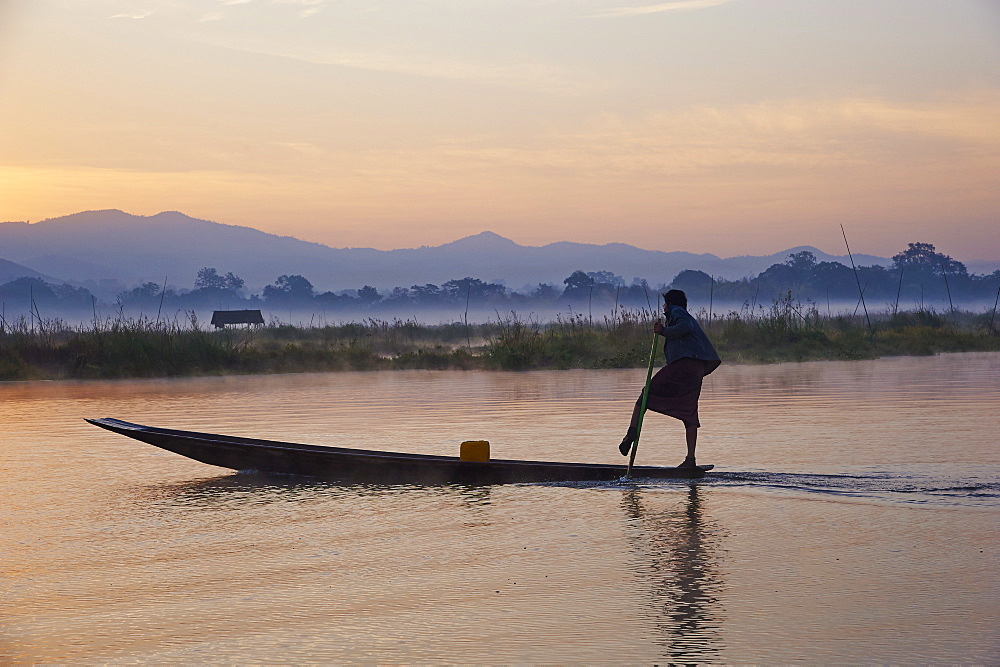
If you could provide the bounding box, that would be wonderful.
[680,423,698,467]
[617,394,643,455]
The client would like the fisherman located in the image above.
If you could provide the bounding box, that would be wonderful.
[619,289,721,468]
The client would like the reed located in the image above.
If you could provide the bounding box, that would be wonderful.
[2,301,999,381]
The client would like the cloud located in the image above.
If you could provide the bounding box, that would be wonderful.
[272,141,326,156]
[271,0,325,18]
[333,93,1000,185]
[560,94,1000,174]
[109,10,152,19]
[314,52,603,94]
[196,38,609,95]
[592,0,736,18]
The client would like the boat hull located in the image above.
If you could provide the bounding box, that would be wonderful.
[86,418,712,485]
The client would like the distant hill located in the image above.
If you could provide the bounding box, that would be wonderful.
[0,209,901,292]
[0,257,60,284]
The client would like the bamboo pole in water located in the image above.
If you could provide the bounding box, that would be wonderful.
[156,276,167,325]
[708,275,714,325]
[841,225,875,342]
[894,266,904,317]
[990,285,1000,333]
[464,284,472,350]
[625,330,659,479]
[940,261,955,315]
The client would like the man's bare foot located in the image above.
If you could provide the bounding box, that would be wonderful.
[677,456,697,469]
[618,427,636,456]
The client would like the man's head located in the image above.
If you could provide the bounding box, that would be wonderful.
[663,289,688,310]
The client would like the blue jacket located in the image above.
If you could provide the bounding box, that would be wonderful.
[660,305,721,375]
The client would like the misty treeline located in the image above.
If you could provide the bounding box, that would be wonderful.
[675,244,1000,312]
[2,243,999,323]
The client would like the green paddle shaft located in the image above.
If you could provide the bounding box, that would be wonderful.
[626,330,659,477]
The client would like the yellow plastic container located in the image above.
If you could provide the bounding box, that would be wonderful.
[460,440,490,462]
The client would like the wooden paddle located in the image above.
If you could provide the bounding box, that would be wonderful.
[625,328,659,478]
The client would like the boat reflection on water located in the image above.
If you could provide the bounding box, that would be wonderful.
[135,471,726,662]
[621,484,724,662]
[139,472,496,510]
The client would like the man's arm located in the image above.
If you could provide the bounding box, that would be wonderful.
[657,308,695,339]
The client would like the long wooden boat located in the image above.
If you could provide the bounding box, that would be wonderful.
[86,418,713,485]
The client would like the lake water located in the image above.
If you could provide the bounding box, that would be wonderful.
[2,352,998,663]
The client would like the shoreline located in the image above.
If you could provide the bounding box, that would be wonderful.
[5,350,999,388]
[2,313,998,381]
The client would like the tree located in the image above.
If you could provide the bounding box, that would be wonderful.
[195,267,226,290]
[263,274,314,303]
[115,281,174,308]
[442,277,506,301]
[195,267,245,293]
[809,261,857,297]
[125,282,162,301]
[784,251,818,275]
[586,270,624,287]
[892,243,967,277]
[758,263,795,284]
[666,269,714,302]
[224,272,245,292]
[562,270,593,295]
[0,277,58,305]
[386,287,411,302]
[670,269,713,291]
[410,284,441,302]
[357,285,381,304]
[531,283,561,300]
[51,282,94,304]
[315,290,352,307]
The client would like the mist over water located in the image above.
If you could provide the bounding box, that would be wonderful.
[2,352,998,662]
[12,294,996,330]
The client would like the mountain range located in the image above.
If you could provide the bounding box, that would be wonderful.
[0,209,976,295]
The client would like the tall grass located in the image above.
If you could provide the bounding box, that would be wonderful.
[483,308,657,370]
[706,292,1000,362]
[1,298,998,381]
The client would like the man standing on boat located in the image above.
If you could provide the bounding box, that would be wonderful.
[619,289,721,468]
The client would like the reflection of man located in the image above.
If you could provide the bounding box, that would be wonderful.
[622,485,722,662]
[619,290,721,468]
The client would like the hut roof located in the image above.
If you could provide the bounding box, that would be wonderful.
[211,309,265,327]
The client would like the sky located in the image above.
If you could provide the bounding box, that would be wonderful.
[1,0,998,260]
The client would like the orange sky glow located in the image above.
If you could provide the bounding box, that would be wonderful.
[1,0,998,261]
